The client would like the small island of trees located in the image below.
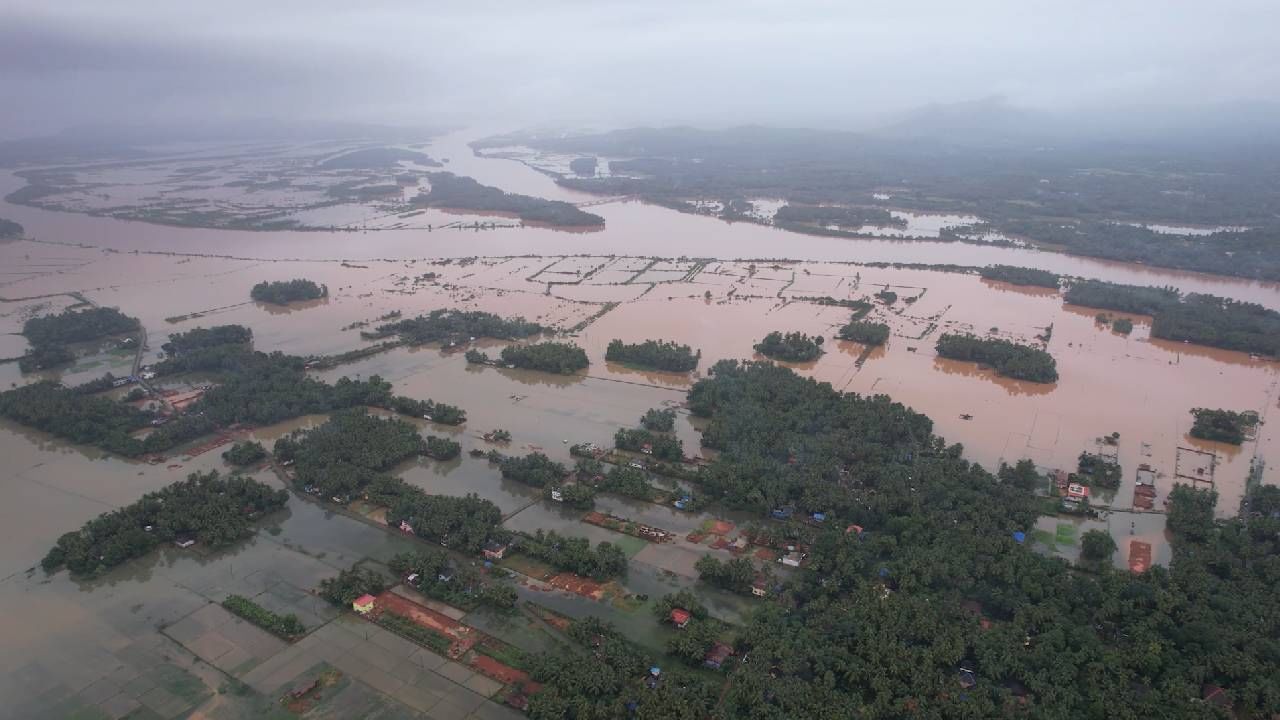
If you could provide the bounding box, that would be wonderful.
[604,338,700,372]
[20,306,141,372]
[754,331,824,362]
[250,279,328,305]
[836,320,890,345]
[24,307,141,347]
[499,342,589,374]
[640,407,676,432]
[374,308,543,345]
[935,333,1059,383]
[1190,408,1258,445]
[222,440,266,466]
[1074,451,1122,489]
[773,204,904,229]
[41,470,288,576]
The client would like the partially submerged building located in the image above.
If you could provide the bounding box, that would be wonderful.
[483,540,510,560]
[353,594,376,615]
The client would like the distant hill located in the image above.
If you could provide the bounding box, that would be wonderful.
[873,96,1280,148]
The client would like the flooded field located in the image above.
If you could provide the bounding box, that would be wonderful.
[2,128,1278,718]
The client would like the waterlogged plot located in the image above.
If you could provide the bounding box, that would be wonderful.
[9,141,449,231]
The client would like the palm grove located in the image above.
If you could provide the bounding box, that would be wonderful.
[523,360,1280,718]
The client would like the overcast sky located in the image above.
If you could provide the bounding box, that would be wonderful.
[2,0,1279,139]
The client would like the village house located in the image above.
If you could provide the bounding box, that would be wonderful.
[352,594,376,615]
[669,608,692,629]
[781,551,804,568]
[751,576,769,597]
[483,539,510,560]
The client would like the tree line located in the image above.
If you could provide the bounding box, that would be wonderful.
[979,264,1061,289]
[517,529,628,581]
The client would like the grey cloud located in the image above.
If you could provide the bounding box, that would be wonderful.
[1,0,1278,139]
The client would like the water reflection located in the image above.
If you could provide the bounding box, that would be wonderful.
[254,296,331,315]
[931,357,1057,397]
[979,278,1061,298]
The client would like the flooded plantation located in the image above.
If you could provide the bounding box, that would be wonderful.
[1,131,1278,719]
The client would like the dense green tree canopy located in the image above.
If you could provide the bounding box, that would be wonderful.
[375,308,543,345]
[935,333,1059,383]
[605,339,700,372]
[754,331,824,362]
[250,279,327,305]
[23,307,140,346]
[837,320,890,346]
[1189,408,1256,445]
[42,471,287,577]
[500,342,589,374]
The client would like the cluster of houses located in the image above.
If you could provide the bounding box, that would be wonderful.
[667,608,736,669]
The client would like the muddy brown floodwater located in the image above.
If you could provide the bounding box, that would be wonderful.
[1,130,1277,719]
